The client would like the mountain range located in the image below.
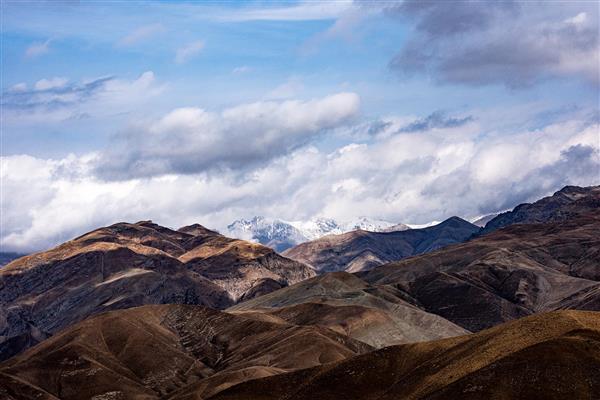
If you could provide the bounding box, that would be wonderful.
[0,184,599,399]
[227,216,407,252]
[282,216,480,273]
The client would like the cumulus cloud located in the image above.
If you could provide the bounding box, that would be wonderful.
[2,71,164,124]
[175,40,205,64]
[386,1,599,87]
[95,92,361,179]
[2,107,598,253]
[117,23,165,46]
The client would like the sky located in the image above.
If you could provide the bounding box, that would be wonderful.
[1,0,599,252]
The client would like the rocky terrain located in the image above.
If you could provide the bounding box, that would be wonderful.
[479,185,600,235]
[362,211,600,332]
[0,304,371,400]
[0,221,313,360]
[210,310,600,400]
[229,272,468,348]
[282,216,480,273]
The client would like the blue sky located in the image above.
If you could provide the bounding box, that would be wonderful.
[1,1,599,251]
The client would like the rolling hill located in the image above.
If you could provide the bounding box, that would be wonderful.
[0,304,371,400]
[209,310,600,400]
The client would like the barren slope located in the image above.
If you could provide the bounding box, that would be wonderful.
[0,304,371,400]
[480,185,600,235]
[361,209,600,331]
[283,216,479,273]
[208,310,600,400]
[0,221,314,360]
[230,272,468,348]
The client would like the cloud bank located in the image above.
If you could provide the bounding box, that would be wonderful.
[2,100,597,252]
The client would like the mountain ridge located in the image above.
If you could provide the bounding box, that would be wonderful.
[0,220,314,360]
[226,216,406,252]
[282,216,480,273]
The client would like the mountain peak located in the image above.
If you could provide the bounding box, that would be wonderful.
[227,216,400,252]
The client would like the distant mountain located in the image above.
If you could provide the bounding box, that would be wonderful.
[227,217,307,252]
[0,252,25,267]
[480,185,600,235]
[471,213,499,227]
[283,216,480,273]
[227,216,399,252]
[362,207,600,332]
[0,221,313,360]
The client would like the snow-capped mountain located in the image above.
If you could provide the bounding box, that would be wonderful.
[227,216,405,252]
[227,217,307,253]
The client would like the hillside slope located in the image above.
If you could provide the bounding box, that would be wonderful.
[362,209,600,331]
[208,310,600,400]
[0,221,314,360]
[283,216,479,273]
[480,185,600,235]
[230,272,468,348]
[0,305,370,400]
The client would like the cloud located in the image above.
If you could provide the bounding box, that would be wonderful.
[33,77,68,91]
[1,71,164,124]
[300,8,367,55]
[8,83,28,92]
[266,77,304,99]
[95,92,361,179]
[399,111,474,133]
[25,39,51,58]
[2,108,597,253]
[117,23,165,46]
[386,2,599,87]
[175,40,205,64]
[232,66,251,74]
[222,1,354,22]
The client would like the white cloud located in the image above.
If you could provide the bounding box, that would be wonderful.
[8,83,27,92]
[96,92,361,178]
[565,12,587,27]
[232,66,251,74]
[175,40,205,64]
[117,23,165,46]
[2,109,597,253]
[2,71,165,125]
[25,39,51,58]
[222,1,355,22]
[34,77,68,91]
[266,77,305,99]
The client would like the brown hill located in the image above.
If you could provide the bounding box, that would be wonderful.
[361,209,600,332]
[0,221,314,360]
[229,272,468,348]
[0,304,371,400]
[208,310,600,400]
[282,216,480,273]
